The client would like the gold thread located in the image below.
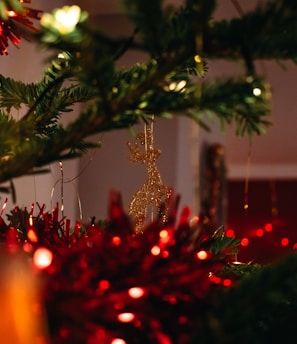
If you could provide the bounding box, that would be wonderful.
[244,139,252,211]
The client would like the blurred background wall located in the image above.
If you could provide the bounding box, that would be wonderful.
[0,1,296,237]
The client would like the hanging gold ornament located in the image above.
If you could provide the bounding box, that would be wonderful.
[127,118,172,233]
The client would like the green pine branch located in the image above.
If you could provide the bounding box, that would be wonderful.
[0,0,295,185]
[204,0,297,64]
[198,252,297,344]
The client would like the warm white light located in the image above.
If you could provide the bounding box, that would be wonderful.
[41,5,83,34]
[128,287,145,299]
[159,229,168,239]
[117,312,135,322]
[176,80,187,91]
[253,87,261,96]
[151,245,161,256]
[111,339,126,344]
[196,250,208,260]
[7,10,16,17]
[33,247,53,269]
[29,215,33,227]
[167,80,187,92]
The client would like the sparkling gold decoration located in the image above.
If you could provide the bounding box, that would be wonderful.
[127,119,172,233]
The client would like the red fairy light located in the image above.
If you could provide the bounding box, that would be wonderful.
[222,278,232,287]
[265,223,273,232]
[281,237,289,247]
[98,279,110,290]
[256,228,264,237]
[6,227,19,253]
[27,228,38,242]
[112,236,121,246]
[240,237,249,247]
[209,273,221,284]
[225,228,235,237]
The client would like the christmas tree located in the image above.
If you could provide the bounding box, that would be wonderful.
[1,1,297,343]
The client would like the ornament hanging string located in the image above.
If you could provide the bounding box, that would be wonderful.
[244,139,252,212]
[50,161,83,222]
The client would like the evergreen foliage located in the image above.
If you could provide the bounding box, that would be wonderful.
[2,0,293,185]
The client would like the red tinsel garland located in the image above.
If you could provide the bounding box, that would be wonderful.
[0,0,42,55]
[0,192,238,343]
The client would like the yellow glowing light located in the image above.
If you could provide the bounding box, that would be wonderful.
[159,229,168,239]
[176,80,187,91]
[128,287,145,299]
[194,54,202,63]
[33,247,53,269]
[41,5,82,34]
[253,87,261,96]
[168,82,177,91]
[167,80,186,92]
[117,312,135,323]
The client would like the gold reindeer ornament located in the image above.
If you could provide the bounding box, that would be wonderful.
[127,119,172,233]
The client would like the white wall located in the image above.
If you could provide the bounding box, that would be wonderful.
[0,0,80,224]
[1,1,296,226]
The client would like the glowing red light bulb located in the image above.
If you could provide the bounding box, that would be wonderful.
[281,237,289,247]
[240,238,249,247]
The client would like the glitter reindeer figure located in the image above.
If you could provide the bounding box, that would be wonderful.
[127,120,172,233]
